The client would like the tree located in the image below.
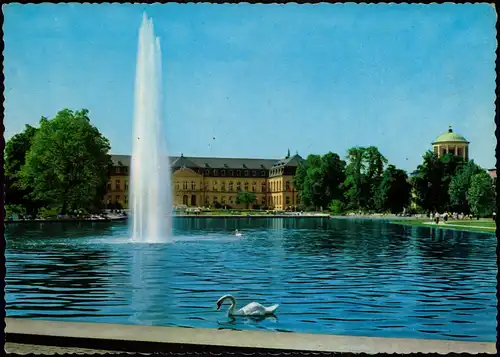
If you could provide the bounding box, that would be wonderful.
[328,199,345,215]
[468,170,495,218]
[343,147,366,210]
[321,152,346,205]
[20,109,112,214]
[411,151,463,213]
[448,160,483,213]
[4,124,40,216]
[236,191,257,209]
[363,146,388,210]
[376,164,411,213]
[293,152,345,210]
[343,146,387,211]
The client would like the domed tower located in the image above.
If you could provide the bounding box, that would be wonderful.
[432,126,469,161]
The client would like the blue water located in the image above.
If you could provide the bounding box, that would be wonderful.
[5,218,496,342]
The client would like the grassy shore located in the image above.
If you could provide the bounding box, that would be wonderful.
[391,218,496,234]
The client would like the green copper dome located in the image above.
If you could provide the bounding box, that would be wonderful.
[433,126,469,144]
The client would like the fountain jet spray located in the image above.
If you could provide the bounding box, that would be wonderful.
[130,13,172,243]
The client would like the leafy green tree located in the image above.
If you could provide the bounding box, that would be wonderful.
[363,146,388,209]
[294,152,345,209]
[20,109,112,214]
[321,152,346,205]
[4,124,40,216]
[448,160,483,213]
[375,164,411,213]
[236,191,257,209]
[468,170,495,218]
[343,147,366,210]
[343,146,387,211]
[411,151,464,213]
[328,199,345,215]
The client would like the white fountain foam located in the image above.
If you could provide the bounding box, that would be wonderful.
[130,13,172,243]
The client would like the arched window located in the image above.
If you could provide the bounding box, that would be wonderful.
[244,182,249,191]
[229,181,234,191]
[252,182,256,192]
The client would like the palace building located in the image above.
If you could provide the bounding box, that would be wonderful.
[104,150,304,210]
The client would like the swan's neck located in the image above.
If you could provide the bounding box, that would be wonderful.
[225,296,237,315]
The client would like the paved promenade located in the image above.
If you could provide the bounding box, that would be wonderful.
[5,318,496,354]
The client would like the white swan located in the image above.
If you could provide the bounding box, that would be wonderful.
[216,294,279,317]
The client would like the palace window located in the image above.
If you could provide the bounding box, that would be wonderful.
[116,167,121,174]
[183,181,188,190]
[261,170,266,177]
[285,181,290,191]
[221,182,226,191]
[214,169,218,176]
[205,169,210,175]
[244,182,249,191]
[237,182,241,192]
[191,181,196,190]
[244,170,249,176]
[229,170,234,176]
[213,181,218,191]
[252,182,256,192]
[221,170,226,176]
[115,195,120,203]
[175,182,180,190]
[229,181,234,191]
[115,180,121,191]
[237,170,241,176]
[261,182,266,192]
[252,171,256,177]
[124,167,129,174]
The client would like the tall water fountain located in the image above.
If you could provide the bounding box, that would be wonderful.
[130,14,172,243]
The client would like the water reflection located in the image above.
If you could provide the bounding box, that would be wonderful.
[5,218,496,341]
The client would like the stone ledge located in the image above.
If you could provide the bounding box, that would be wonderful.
[5,318,495,354]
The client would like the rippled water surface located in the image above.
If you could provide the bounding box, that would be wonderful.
[6,218,496,341]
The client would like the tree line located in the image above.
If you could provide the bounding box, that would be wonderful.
[294,147,495,217]
[5,108,496,219]
[5,109,112,218]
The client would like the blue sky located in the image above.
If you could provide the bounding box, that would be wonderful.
[3,3,496,172]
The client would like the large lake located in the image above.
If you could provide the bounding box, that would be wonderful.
[5,218,496,342]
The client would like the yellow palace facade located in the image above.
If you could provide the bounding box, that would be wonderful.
[104,150,304,210]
